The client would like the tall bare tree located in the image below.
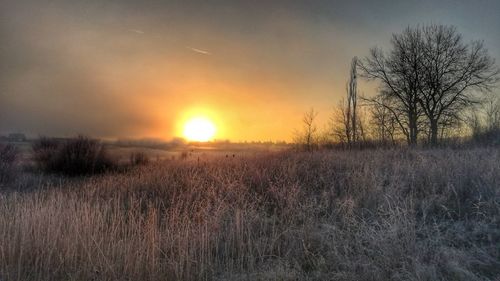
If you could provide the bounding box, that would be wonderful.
[418,25,499,145]
[358,27,425,145]
[335,57,361,146]
[347,57,358,144]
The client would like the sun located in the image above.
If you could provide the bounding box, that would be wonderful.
[183,117,216,142]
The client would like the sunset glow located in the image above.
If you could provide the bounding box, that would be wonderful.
[183,117,216,142]
[2,1,500,280]
[1,0,499,143]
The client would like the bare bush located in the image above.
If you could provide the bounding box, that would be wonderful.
[0,143,18,184]
[32,137,61,172]
[32,136,115,176]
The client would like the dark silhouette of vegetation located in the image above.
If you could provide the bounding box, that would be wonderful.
[32,137,61,172]
[32,136,115,176]
[368,95,398,145]
[346,57,360,144]
[295,108,319,151]
[359,28,424,145]
[418,25,499,145]
[464,93,500,145]
[331,57,368,146]
[359,24,499,146]
[129,151,149,166]
[0,143,18,184]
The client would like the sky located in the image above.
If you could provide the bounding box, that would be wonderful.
[1,0,499,141]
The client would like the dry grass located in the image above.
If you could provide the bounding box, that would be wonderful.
[1,148,499,280]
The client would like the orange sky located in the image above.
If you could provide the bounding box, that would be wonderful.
[1,0,499,141]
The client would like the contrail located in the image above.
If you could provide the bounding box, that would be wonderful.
[128,29,145,34]
[186,46,211,55]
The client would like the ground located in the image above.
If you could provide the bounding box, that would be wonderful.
[1,147,499,281]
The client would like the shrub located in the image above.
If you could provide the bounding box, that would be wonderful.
[32,136,115,176]
[32,137,61,172]
[0,143,18,184]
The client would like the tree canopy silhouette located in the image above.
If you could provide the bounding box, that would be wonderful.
[359,24,499,145]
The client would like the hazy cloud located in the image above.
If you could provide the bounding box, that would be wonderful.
[128,29,145,34]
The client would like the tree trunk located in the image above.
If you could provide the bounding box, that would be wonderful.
[430,119,438,146]
[408,110,418,146]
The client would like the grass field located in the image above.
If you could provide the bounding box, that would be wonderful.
[1,147,500,280]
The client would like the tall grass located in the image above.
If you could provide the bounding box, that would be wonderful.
[1,148,499,280]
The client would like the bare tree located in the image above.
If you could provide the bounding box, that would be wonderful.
[369,95,398,144]
[331,99,368,146]
[347,57,358,144]
[330,99,350,144]
[438,111,462,140]
[334,57,361,146]
[464,92,500,140]
[418,25,499,145]
[362,89,424,145]
[358,27,425,145]
[360,24,499,145]
[356,107,367,142]
[483,92,500,130]
[463,107,483,137]
[295,108,319,151]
